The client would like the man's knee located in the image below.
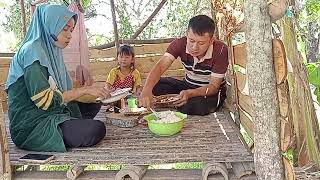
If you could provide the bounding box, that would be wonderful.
[153,77,181,96]
[178,97,211,115]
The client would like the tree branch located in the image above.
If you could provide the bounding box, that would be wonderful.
[110,0,119,49]
[130,0,167,39]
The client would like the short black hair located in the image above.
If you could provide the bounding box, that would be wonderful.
[187,15,215,37]
[117,44,135,57]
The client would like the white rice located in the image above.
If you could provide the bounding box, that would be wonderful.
[152,110,181,123]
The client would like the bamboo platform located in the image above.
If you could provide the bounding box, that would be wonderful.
[5,106,253,166]
[13,169,257,180]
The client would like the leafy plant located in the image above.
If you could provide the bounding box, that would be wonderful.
[306,62,320,105]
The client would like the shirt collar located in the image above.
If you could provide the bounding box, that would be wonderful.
[186,44,213,63]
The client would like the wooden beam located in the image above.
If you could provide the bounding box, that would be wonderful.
[130,0,167,39]
[90,38,175,50]
[110,0,119,50]
[89,43,170,59]
[0,53,15,57]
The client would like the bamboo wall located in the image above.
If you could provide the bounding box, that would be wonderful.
[88,43,184,86]
[231,38,296,178]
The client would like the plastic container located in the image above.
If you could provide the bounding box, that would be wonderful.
[143,112,187,136]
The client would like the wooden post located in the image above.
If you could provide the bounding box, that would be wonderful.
[110,0,119,50]
[244,0,284,179]
[20,0,27,36]
[130,0,167,39]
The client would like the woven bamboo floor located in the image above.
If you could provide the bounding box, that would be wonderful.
[6,106,253,166]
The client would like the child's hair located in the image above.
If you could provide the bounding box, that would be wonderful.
[117,44,135,57]
[117,45,135,69]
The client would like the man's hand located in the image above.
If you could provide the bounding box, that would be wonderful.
[139,55,174,108]
[173,90,190,107]
[138,89,153,109]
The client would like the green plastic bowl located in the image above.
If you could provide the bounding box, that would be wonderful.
[143,112,187,136]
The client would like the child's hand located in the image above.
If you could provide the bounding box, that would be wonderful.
[135,87,142,96]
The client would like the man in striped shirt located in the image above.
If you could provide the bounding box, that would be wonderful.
[139,15,228,115]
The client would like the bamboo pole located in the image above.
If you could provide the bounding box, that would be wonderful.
[130,0,167,39]
[110,0,119,50]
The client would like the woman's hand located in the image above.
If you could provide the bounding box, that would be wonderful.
[83,86,111,99]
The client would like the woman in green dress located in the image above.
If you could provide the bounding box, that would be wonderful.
[5,4,110,152]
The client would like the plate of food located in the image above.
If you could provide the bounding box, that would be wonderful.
[154,94,179,107]
[97,88,131,104]
[121,107,150,116]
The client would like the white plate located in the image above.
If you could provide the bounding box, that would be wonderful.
[110,88,131,96]
[97,88,132,104]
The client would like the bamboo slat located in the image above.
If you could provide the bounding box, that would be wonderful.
[233,39,288,85]
[237,91,252,116]
[91,38,174,50]
[0,53,14,57]
[89,55,183,82]
[89,43,170,59]
[235,72,246,93]
[5,109,253,166]
[233,43,246,68]
[238,108,254,139]
[0,58,10,85]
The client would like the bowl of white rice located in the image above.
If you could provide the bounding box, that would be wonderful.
[143,110,187,136]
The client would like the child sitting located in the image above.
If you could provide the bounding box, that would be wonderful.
[106,45,142,95]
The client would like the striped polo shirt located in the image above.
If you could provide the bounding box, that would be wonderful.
[164,37,229,87]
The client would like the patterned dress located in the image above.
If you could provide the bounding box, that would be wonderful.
[106,67,142,92]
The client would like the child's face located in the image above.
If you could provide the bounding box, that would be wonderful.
[118,54,134,68]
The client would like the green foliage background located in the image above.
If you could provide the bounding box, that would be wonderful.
[306,62,320,105]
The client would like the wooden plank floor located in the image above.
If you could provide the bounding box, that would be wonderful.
[6,107,253,166]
